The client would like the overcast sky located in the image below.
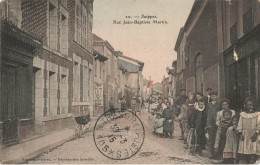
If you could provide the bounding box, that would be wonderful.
[93,0,194,83]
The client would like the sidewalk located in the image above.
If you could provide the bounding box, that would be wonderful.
[0,118,99,164]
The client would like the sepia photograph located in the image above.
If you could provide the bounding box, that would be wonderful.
[0,0,260,164]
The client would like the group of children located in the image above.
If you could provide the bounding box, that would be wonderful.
[176,90,260,164]
[149,97,175,139]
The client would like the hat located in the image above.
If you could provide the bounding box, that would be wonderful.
[132,96,137,100]
[206,88,212,92]
[209,91,218,96]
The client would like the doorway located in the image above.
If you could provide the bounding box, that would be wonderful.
[2,64,18,144]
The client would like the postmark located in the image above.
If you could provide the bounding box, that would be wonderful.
[93,110,145,160]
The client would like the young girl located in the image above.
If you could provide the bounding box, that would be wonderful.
[186,92,196,127]
[222,115,240,164]
[214,99,235,158]
[190,99,207,156]
[154,113,165,137]
[237,98,260,164]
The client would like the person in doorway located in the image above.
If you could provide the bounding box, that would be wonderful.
[237,98,260,164]
[206,91,221,159]
[162,102,175,139]
[214,99,235,159]
[109,97,115,115]
[190,99,207,156]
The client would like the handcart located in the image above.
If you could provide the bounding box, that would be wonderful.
[74,114,91,138]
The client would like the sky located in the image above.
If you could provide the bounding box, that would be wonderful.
[93,0,194,83]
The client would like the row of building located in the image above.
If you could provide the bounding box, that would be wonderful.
[0,0,145,146]
[172,0,260,110]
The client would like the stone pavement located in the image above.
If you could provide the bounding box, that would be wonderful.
[27,109,213,164]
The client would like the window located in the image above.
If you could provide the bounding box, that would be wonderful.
[230,23,238,45]
[49,71,58,115]
[48,2,58,50]
[73,61,80,102]
[60,12,68,55]
[83,65,89,102]
[243,8,253,34]
[195,53,203,93]
[75,4,81,44]
[75,2,88,49]
[60,68,69,114]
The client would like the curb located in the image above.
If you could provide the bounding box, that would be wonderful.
[1,133,77,164]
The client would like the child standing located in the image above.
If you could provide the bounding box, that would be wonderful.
[186,92,196,128]
[237,98,260,164]
[154,113,165,137]
[190,99,207,156]
[214,99,236,158]
[222,115,240,164]
[162,102,175,139]
[206,91,221,159]
[178,102,189,145]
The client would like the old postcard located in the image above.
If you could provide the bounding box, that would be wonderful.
[0,0,260,164]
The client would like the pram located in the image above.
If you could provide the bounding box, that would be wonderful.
[187,128,197,154]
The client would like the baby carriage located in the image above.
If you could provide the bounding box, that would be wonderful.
[187,128,197,154]
[74,114,91,138]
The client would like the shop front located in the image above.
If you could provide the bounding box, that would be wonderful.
[224,25,260,110]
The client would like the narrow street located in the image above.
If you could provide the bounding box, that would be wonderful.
[27,109,212,164]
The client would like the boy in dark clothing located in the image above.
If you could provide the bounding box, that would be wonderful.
[190,99,207,156]
[206,91,221,159]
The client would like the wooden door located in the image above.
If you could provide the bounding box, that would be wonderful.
[2,64,18,144]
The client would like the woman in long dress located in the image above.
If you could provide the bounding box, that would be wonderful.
[162,102,175,139]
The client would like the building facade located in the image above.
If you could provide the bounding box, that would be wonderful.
[175,0,260,110]
[0,0,95,145]
[93,49,107,117]
[216,0,260,109]
[93,34,119,112]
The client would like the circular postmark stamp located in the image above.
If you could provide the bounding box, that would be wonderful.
[93,110,145,160]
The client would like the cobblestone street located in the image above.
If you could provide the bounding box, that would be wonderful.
[28,109,212,164]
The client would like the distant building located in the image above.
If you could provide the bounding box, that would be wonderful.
[93,34,119,112]
[117,53,144,107]
[93,49,108,117]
